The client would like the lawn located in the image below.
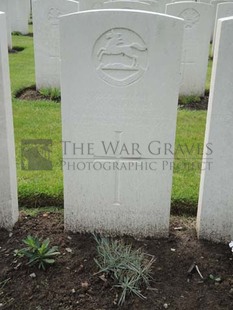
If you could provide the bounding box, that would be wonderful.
[10,33,211,214]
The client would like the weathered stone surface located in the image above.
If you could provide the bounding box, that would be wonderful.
[61,10,183,237]
[0,12,18,230]
[197,17,233,243]
[212,2,233,54]
[9,0,30,34]
[32,0,79,89]
[0,1,12,49]
[166,2,213,96]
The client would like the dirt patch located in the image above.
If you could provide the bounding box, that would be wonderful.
[12,32,33,38]
[16,86,47,101]
[0,212,232,310]
[16,86,209,110]
[18,194,63,209]
[179,95,209,111]
[8,47,25,54]
[16,86,60,102]
[24,33,33,37]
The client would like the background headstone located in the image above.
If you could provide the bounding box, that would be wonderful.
[212,2,233,55]
[198,0,211,3]
[79,0,169,12]
[144,0,171,13]
[166,2,213,96]
[103,1,160,12]
[197,16,233,243]
[79,0,105,10]
[60,10,184,237]
[9,0,30,34]
[171,0,195,2]
[32,0,79,89]
[0,12,18,230]
[0,0,12,49]
[28,0,32,17]
[210,0,232,40]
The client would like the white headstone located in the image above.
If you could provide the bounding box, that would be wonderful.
[103,1,160,12]
[9,0,30,34]
[154,0,171,13]
[198,0,211,3]
[0,1,12,49]
[32,0,79,89]
[79,0,105,10]
[60,10,184,237]
[79,0,169,12]
[166,2,213,96]
[172,0,195,2]
[0,12,18,230]
[210,0,232,40]
[212,2,233,54]
[28,0,31,18]
[197,17,233,243]
[146,0,171,13]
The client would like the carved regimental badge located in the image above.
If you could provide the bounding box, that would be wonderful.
[48,8,61,25]
[179,9,200,29]
[93,28,148,87]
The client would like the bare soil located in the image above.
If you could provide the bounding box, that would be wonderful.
[8,47,25,54]
[15,86,47,101]
[0,212,232,310]
[179,95,209,110]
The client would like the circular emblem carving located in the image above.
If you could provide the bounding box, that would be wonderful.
[93,28,148,87]
[48,8,61,25]
[179,9,200,29]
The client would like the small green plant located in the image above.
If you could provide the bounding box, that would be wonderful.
[39,88,61,102]
[15,236,60,270]
[179,95,201,106]
[209,274,222,283]
[229,241,233,254]
[94,235,155,306]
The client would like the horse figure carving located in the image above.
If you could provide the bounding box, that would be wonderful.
[97,31,147,68]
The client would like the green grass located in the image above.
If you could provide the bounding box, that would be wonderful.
[205,43,213,93]
[13,100,63,207]
[173,110,207,214]
[20,207,63,216]
[9,33,211,214]
[39,88,61,102]
[179,95,201,105]
[9,35,63,207]
[206,57,213,93]
[9,35,35,96]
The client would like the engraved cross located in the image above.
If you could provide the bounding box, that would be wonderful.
[93,131,141,206]
[181,49,195,85]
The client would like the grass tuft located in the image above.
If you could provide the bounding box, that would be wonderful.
[39,88,61,102]
[94,235,155,305]
[179,95,201,105]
